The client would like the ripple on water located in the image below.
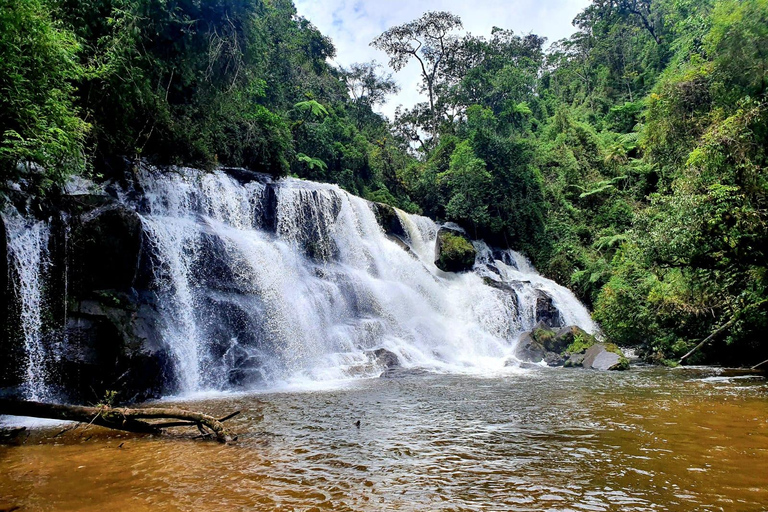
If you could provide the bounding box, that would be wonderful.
[1,367,768,511]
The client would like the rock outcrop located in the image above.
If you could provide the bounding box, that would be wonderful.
[434,227,476,272]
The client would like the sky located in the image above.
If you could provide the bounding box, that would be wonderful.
[294,0,591,119]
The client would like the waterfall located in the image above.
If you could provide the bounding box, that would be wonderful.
[2,207,53,400]
[474,243,599,334]
[3,166,601,398]
[125,167,597,391]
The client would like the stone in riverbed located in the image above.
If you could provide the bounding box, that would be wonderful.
[514,331,546,362]
[581,344,629,371]
[369,348,400,370]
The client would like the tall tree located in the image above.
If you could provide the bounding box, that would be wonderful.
[371,11,463,140]
[341,61,398,128]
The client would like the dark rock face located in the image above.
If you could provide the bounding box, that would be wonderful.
[535,291,563,329]
[371,202,406,239]
[69,202,144,293]
[0,192,177,403]
[434,227,476,273]
[0,213,17,391]
[0,213,6,317]
[515,332,546,362]
[59,199,177,402]
[63,297,173,402]
[260,183,279,233]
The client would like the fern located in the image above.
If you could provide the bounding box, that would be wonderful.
[296,153,328,171]
[294,100,329,118]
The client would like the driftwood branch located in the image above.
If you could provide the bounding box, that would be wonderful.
[0,399,238,443]
[752,358,768,370]
[678,317,737,365]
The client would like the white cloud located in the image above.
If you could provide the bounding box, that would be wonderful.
[294,0,591,118]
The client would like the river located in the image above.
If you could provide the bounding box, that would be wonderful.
[2,366,766,511]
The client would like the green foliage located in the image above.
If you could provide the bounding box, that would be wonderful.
[294,100,330,118]
[566,332,597,354]
[0,0,88,185]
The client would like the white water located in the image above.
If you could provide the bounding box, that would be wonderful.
[128,167,597,392]
[2,207,52,401]
[474,243,599,335]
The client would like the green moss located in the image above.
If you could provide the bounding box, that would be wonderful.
[532,328,556,346]
[436,231,476,272]
[565,331,597,354]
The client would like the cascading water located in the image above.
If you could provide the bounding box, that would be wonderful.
[3,166,600,398]
[474,243,599,334]
[125,167,597,392]
[2,207,53,400]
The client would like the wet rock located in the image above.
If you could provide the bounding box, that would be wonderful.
[380,367,430,379]
[434,227,476,273]
[563,352,586,368]
[371,202,406,239]
[373,348,400,369]
[260,183,279,233]
[0,213,7,331]
[515,332,546,362]
[63,293,174,402]
[544,351,566,366]
[516,325,602,368]
[68,202,143,293]
[534,291,563,329]
[220,167,270,185]
[504,359,543,369]
[0,213,15,391]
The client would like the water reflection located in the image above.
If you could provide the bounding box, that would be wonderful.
[2,367,767,511]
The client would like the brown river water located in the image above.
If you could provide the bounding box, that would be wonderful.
[1,366,767,512]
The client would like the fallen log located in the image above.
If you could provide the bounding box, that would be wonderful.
[0,399,238,443]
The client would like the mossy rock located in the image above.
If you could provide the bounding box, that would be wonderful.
[371,202,406,239]
[434,228,476,272]
[561,326,598,354]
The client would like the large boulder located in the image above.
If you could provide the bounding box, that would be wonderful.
[526,325,630,371]
[582,344,629,371]
[514,331,546,362]
[434,227,476,272]
[372,348,400,369]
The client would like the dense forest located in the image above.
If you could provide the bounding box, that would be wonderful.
[1,0,766,366]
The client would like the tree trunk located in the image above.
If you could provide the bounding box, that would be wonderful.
[0,399,238,443]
